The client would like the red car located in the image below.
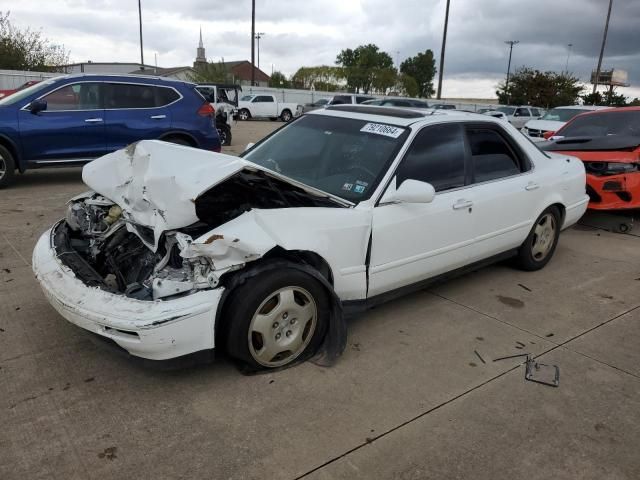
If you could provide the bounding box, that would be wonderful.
[542,107,640,210]
[0,80,41,99]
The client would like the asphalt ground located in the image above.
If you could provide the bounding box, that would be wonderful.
[1,120,639,479]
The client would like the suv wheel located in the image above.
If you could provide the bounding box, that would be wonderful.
[0,145,16,188]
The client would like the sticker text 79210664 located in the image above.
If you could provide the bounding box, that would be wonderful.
[360,123,405,139]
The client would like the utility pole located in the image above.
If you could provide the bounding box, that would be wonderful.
[251,0,256,86]
[255,32,265,70]
[592,0,613,95]
[565,43,573,73]
[436,0,451,99]
[504,40,519,104]
[396,50,400,70]
[138,0,144,69]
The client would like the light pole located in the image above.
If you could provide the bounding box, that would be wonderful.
[504,40,519,104]
[255,32,265,70]
[436,0,451,99]
[138,0,144,69]
[565,43,573,73]
[592,0,613,95]
[251,0,255,86]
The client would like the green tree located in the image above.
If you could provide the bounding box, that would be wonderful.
[496,68,583,107]
[336,44,394,93]
[291,66,343,91]
[399,50,436,98]
[397,74,419,97]
[269,71,289,88]
[582,90,629,107]
[628,98,640,106]
[188,60,232,83]
[0,11,69,71]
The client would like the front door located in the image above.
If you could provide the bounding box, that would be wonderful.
[18,82,106,162]
[252,95,276,117]
[369,123,476,296]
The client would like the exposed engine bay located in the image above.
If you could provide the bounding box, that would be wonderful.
[56,172,342,302]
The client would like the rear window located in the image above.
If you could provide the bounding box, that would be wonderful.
[105,83,179,109]
[330,95,352,105]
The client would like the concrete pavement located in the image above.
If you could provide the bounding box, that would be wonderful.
[1,121,639,479]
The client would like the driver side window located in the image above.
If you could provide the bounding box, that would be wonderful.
[396,123,466,192]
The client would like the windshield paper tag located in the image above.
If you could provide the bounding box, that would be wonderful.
[360,123,404,138]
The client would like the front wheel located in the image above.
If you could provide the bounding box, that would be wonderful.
[280,109,293,122]
[0,144,16,189]
[217,126,232,146]
[238,109,251,121]
[224,266,329,369]
[516,207,561,271]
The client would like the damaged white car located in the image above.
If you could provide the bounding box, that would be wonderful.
[33,105,589,369]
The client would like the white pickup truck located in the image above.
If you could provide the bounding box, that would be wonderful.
[237,94,302,122]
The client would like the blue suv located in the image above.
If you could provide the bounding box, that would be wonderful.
[0,74,221,187]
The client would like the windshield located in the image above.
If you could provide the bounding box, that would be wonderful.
[558,110,640,138]
[541,108,585,122]
[497,107,516,115]
[242,115,409,202]
[0,79,58,106]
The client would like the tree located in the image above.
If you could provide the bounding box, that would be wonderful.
[0,11,69,71]
[397,74,419,97]
[189,60,232,83]
[496,68,583,107]
[269,71,289,88]
[291,66,343,91]
[400,50,436,98]
[582,90,629,107]
[336,44,394,94]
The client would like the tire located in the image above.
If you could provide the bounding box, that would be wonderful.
[0,144,16,189]
[516,206,561,271]
[217,126,232,146]
[224,265,329,369]
[280,109,293,122]
[238,109,251,121]
[163,136,193,146]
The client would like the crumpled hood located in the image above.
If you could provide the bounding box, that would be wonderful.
[524,119,564,132]
[82,140,246,244]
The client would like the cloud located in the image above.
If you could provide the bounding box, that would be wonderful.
[5,0,639,99]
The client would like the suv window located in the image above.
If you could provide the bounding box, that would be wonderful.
[515,107,530,117]
[356,96,373,104]
[530,108,541,117]
[467,128,522,183]
[255,95,274,103]
[156,87,180,106]
[42,83,103,111]
[106,83,157,109]
[331,95,351,105]
[396,123,466,192]
[411,100,429,108]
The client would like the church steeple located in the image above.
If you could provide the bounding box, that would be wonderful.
[194,27,207,67]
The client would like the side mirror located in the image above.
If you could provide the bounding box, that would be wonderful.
[29,99,47,114]
[245,142,255,151]
[389,179,436,204]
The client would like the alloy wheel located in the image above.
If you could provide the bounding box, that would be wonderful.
[0,155,5,181]
[247,286,318,367]
[531,213,557,261]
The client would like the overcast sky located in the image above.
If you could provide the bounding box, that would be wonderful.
[8,0,640,99]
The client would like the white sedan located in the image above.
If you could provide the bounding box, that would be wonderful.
[33,106,589,370]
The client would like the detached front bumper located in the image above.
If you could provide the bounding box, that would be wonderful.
[32,227,224,360]
[586,173,640,210]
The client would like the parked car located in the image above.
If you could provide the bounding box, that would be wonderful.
[327,94,375,105]
[196,83,242,146]
[362,97,430,109]
[0,80,41,99]
[482,110,509,121]
[432,104,456,110]
[302,97,331,113]
[522,105,609,141]
[0,74,221,188]
[237,94,302,122]
[541,107,640,211]
[495,106,544,129]
[33,105,588,369]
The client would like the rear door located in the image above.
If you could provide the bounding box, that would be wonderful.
[103,82,176,151]
[18,81,106,161]
[463,124,539,261]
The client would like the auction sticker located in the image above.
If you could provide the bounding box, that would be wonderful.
[360,123,404,138]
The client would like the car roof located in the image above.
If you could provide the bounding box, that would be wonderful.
[552,105,610,110]
[309,104,505,127]
[49,73,195,86]
[566,105,640,118]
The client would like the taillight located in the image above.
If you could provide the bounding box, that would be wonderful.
[197,102,215,117]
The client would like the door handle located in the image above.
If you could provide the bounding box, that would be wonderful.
[150,114,166,119]
[84,118,103,123]
[525,182,540,191]
[452,199,473,210]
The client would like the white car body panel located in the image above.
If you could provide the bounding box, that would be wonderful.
[33,109,589,360]
[238,94,301,119]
